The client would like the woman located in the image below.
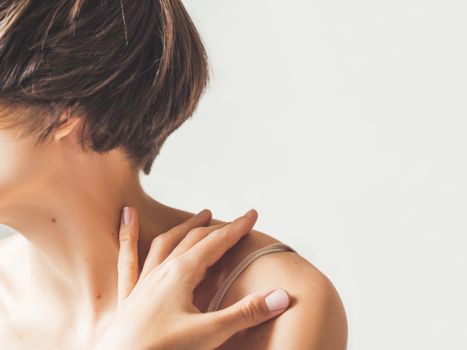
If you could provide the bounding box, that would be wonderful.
[0,0,347,349]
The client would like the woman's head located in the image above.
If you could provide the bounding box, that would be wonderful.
[0,0,210,175]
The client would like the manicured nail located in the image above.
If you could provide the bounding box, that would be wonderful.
[123,207,132,225]
[265,289,289,312]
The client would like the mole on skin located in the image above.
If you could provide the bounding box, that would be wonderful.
[51,217,56,223]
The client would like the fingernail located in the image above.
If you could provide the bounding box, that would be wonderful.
[123,207,132,225]
[265,289,289,312]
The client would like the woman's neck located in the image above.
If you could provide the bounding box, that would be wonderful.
[0,150,182,341]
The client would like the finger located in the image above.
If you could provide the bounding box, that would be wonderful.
[181,208,258,288]
[199,288,290,349]
[139,209,213,280]
[117,206,139,305]
[163,222,229,262]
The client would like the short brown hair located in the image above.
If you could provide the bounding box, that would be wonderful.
[0,0,210,174]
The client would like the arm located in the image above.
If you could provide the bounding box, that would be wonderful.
[215,251,348,349]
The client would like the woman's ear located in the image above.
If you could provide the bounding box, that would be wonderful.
[54,109,83,141]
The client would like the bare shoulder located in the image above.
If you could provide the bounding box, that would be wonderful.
[0,233,25,298]
[0,233,21,249]
[0,233,24,278]
[162,206,348,349]
[205,224,348,349]
[0,233,26,266]
[0,234,26,333]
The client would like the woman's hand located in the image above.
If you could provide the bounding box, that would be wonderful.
[95,207,291,350]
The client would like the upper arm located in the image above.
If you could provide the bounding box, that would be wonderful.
[215,251,348,350]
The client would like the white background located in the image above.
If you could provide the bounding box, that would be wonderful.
[2,1,466,349]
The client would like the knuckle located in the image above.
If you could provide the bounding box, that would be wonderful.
[117,258,134,271]
[119,228,133,242]
[165,257,191,276]
[186,227,206,239]
[240,296,266,323]
[206,228,229,249]
[208,228,225,239]
[152,233,170,247]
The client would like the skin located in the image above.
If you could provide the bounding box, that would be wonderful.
[0,112,348,349]
[96,206,292,350]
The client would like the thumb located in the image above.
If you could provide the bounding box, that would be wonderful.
[203,288,290,347]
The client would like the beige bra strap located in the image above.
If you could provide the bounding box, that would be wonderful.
[206,242,297,312]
